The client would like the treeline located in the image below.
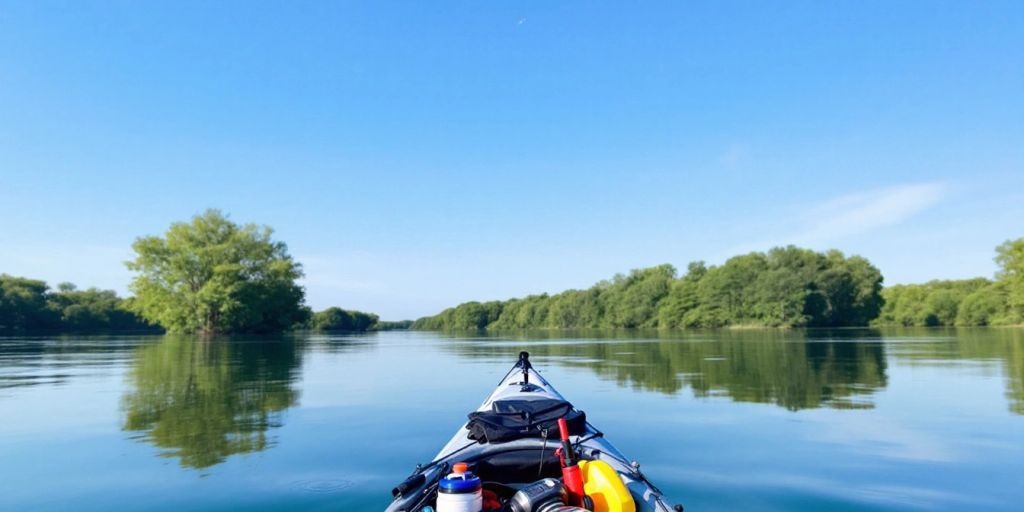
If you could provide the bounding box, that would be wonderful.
[875,279,995,326]
[0,274,405,334]
[873,238,1023,326]
[302,307,412,332]
[413,246,885,330]
[0,275,156,332]
[416,238,1024,331]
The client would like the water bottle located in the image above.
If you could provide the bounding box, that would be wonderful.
[436,462,482,512]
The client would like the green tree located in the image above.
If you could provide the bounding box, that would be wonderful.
[996,237,1024,323]
[310,307,379,331]
[600,265,676,328]
[816,252,884,327]
[548,289,603,328]
[657,262,706,328]
[47,283,155,332]
[126,210,307,334]
[875,278,994,326]
[0,274,57,330]
[956,283,1009,326]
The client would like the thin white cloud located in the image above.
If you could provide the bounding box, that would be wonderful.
[722,182,948,257]
[785,182,947,247]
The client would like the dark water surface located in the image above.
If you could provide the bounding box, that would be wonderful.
[1,329,1022,511]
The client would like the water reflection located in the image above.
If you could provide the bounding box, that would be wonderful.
[120,336,304,469]
[446,329,889,410]
[0,336,144,390]
[885,328,1024,414]
[447,328,1024,414]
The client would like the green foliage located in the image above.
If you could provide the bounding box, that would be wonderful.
[996,237,1024,323]
[957,283,1010,326]
[675,247,884,328]
[414,246,884,330]
[0,275,153,332]
[602,265,677,328]
[374,319,413,331]
[416,300,506,330]
[0,274,55,330]
[657,262,705,329]
[548,289,603,328]
[126,210,307,334]
[309,307,379,332]
[874,278,992,326]
[873,234,1024,327]
[47,284,156,332]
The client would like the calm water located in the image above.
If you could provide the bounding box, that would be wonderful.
[1,329,1022,511]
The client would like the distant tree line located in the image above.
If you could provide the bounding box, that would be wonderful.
[299,307,412,332]
[0,275,156,332]
[414,239,1024,331]
[873,238,1024,326]
[414,246,885,330]
[306,307,378,332]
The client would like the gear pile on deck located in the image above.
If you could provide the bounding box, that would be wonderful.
[386,352,680,512]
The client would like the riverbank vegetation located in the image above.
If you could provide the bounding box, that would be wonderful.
[306,307,379,332]
[0,275,155,332]
[414,238,1024,331]
[873,238,1024,327]
[0,275,401,334]
[414,247,884,330]
[300,307,411,332]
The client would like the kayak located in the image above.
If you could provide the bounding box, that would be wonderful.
[385,352,680,512]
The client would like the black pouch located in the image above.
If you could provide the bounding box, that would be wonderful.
[466,399,586,444]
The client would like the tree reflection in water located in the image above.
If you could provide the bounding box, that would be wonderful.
[121,336,303,469]
[884,327,1024,415]
[445,329,889,410]
[446,327,1024,414]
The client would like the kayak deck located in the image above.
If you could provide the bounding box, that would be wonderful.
[385,352,678,512]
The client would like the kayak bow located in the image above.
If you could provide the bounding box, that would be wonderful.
[385,352,679,512]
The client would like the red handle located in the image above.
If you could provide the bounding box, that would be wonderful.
[557,417,570,442]
[557,417,585,507]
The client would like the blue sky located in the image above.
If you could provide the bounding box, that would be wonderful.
[1,1,1022,320]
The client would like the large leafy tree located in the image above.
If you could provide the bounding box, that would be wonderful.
[126,210,307,334]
